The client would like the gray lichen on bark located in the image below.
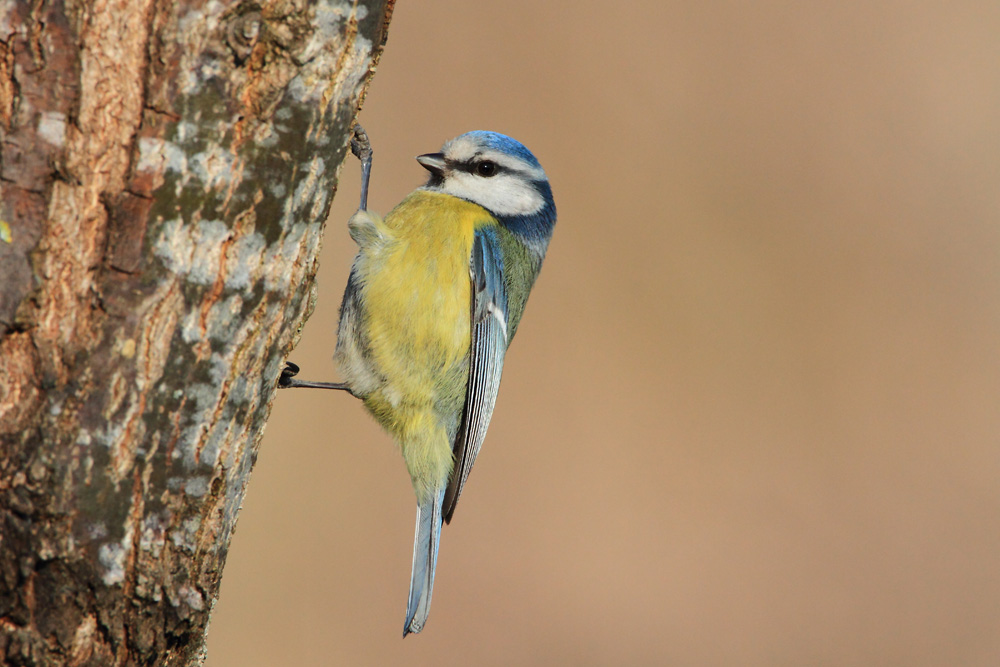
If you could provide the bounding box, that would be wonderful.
[0,0,392,664]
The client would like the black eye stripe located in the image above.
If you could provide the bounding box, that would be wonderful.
[447,159,509,176]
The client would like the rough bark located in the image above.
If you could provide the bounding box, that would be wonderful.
[0,0,392,664]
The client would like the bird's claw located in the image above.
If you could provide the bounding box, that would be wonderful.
[278,361,300,388]
[351,124,372,163]
[351,124,373,211]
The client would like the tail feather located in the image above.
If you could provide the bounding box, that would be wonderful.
[403,488,445,636]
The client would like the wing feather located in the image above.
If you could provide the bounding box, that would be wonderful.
[443,227,508,523]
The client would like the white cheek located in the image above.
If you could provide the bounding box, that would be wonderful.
[441,173,544,216]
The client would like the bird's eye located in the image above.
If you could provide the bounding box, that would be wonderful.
[475,161,497,177]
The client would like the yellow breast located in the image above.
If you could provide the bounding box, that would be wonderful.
[334,190,497,498]
[359,190,492,406]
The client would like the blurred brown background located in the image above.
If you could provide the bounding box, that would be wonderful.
[205,2,1000,665]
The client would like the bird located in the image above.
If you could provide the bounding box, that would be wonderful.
[281,127,556,636]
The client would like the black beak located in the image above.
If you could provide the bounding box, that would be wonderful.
[416,153,447,176]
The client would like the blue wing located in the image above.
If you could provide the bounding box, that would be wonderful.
[442,227,509,523]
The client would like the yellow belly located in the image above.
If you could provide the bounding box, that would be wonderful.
[346,190,494,498]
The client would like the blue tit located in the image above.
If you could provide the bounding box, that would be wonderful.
[282,128,556,636]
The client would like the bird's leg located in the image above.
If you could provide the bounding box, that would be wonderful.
[351,123,373,212]
[279,128,373,397]
[278,362,355,395]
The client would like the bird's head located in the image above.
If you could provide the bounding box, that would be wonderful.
[417,131,553,219]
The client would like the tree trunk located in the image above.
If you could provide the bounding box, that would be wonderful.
[0,0,392,664]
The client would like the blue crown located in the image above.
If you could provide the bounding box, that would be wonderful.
[461,131,542,170]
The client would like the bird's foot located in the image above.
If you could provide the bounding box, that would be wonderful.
[351,124,373,211]
[351,124,372,163]
[278,362,355,394]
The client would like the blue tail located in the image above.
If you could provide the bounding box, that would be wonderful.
[403,488,446,636]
